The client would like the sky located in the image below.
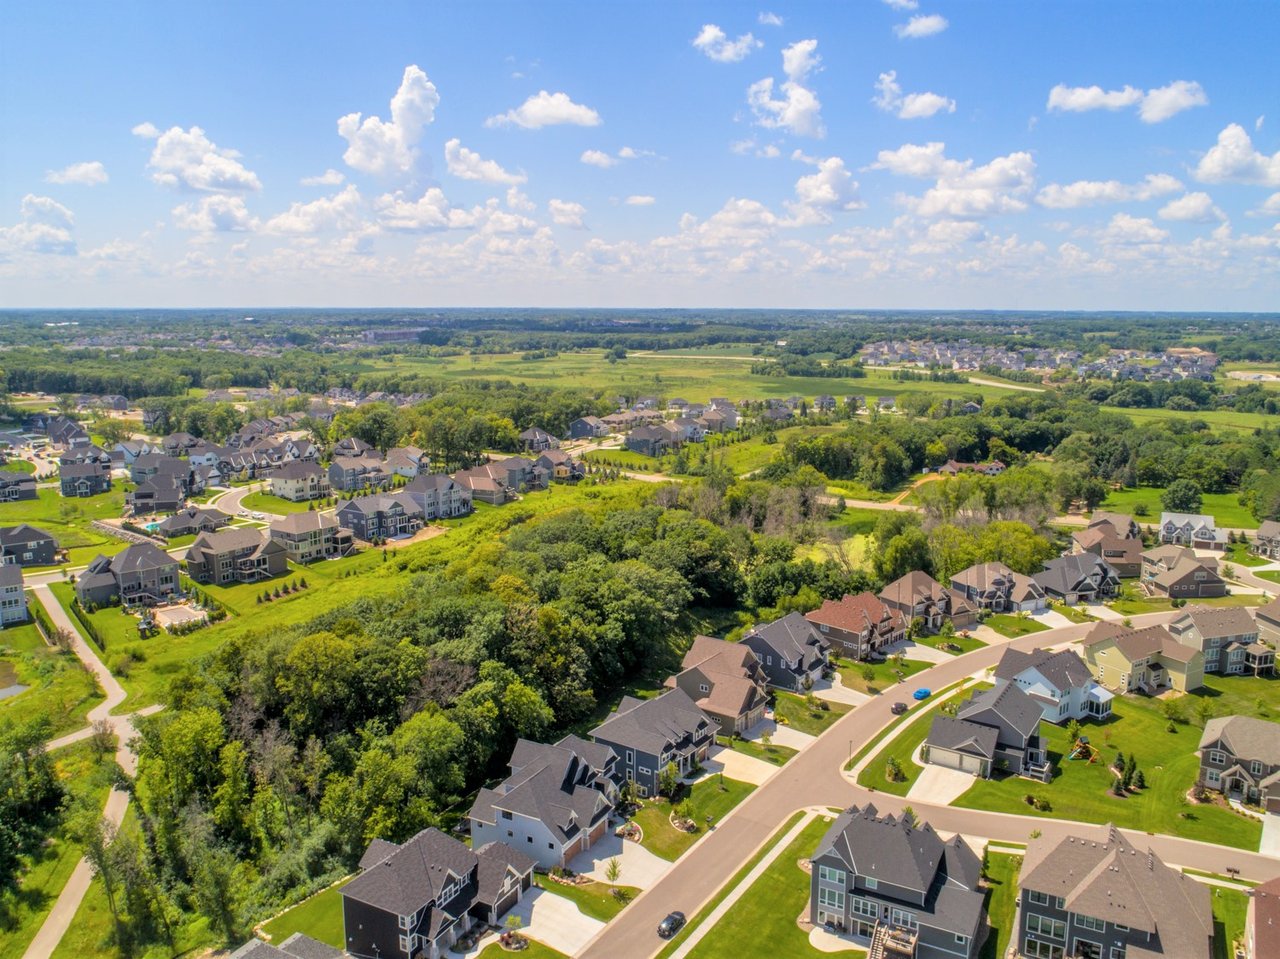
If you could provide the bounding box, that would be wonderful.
[3,1,1280,310]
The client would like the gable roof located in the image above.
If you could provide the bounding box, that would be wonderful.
[1199,715,1280,765]
[994,647,1093,690]
[805,592,903,635]
[109,542,177,574]
[271,511,339,535]
[927,715,998,759]
[1080,622,1201,664]
[342,827,478,915]
[1153,557,1223,590]
[880,570,948,607]
[957,682,1043,739]
[1034,553,1117,593]
[589,687,713,756]
[742,612,828,666]
[1171,605,1257,640]
[0,523,56,547]
[1255,595,1280,628]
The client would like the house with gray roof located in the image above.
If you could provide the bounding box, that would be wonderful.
[468,735,618,869]
[1159,512,1225,551]
[0,524,58,567]
[155,506,227,539]
[228,933,342,959]
[186,528,287,585]
[1251,520,1280,560]
[1033,554,1120,605]
[269,512,354,564]
[664,635,770,735]
[1168,606,1270,675]
[1198,715,1280,812]
[950,562,1046,613]
[589,688,716,797]
[75,542,179,608]
[740,611,830,691]
[809,804,987,959]
[926,682,1049,780]
[0,566,28,627]
[993,647,1113,724]
[1018,824,1212,959]
[60,461,112,498]
[403,473,472,519]
[336,492,424,542]
[269,461,330,502]
[0,471,37,502]
[341,827,534,959]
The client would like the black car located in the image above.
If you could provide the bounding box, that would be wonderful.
[658,911,687,938]
[891,701,908,715]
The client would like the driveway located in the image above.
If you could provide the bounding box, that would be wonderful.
[811,674,870,707]
[698,745,778,786]
[906,762,978,806]
[881,639,955,665]
[1088,603,1126,621]
[1262,813,1280,859]
[504,887,604,955]
[568,832,672,889]
[1031,609,1074,630]
[745,717,816,751]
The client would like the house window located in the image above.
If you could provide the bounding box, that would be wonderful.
[1209,751,1226,765]
[864,877,878,890]
[1024,941,1063,959]
[1076,915,1105,931]
[1028,891,1051,907]
[956,935,968,944]
[1207,769,1221,786]
[851,897,877,918]
[399,915,410,929]
[1115,925,1128,932]
[818,866,846,885]
[400,935,411,952]
[819,623,829,632]
[1251,760,1264,776]
[1111,949,1126,959]
[638,766,651,776]
[625,750,634,765]
[699,684,709,694]
[501,810,513,820]
[818,887,845,910]
[1026,915,1065,940]
[766,655,773,666]
[890,908,917,929]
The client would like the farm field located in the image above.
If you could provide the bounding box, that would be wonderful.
[1099,486,1259,529]
[1100,405,1272,434]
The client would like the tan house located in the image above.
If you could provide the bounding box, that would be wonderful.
[269,461,330,502]
[1070,526,1142,578]
[1255,596,1280,647]
[879,571,978,632]
[269,512,354,564]
[1141,545,1226,598]
[663,635,769,735]
[1168,606,1272,676]
[1078,621,1205,693]
[1245,875,1280,959]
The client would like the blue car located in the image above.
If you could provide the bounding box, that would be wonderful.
[913,687,932,701]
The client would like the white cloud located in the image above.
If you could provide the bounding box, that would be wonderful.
[692,24,762,63]
[486,90,601,129]
[548,199,587,228]
[1158,192,1226,223]
[444,138,526,185]
[747,39,824,137]
[172,195,258,232]
[264,185,363,234]
[581,149,617,168]
[785,153,864,225]
[625,195,656,206]
[376,188,479,232]
[1194,123,1280,186]
[894,14,948,38]
[44,161,108,186]
[0,195,78,256]
[873,71,955,119]
[1257,115,1266,132]
[1047,80,1207,123]
[134,124,261,192]
[870,141,955,178]
[1035,173,1183,208]
[1252,193,1280,217]
[873,141,1035,219]
[882,0,918,8]
[758,11,783,26]
[730,138,781,158]
[301,169,345,187]
[1101,212,1169,245]
[338,65,439,177]
[506,188,536,212]
[21,194,75,229]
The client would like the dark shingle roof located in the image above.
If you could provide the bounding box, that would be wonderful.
[590,688,713,756]
[342,827,477,915]
[957,683,1043,740]
[994,647,1093,690]
[926,716,998,759]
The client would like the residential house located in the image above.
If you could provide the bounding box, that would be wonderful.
[1088,511,1142,540]
[451,467,508,506]
[1168,606,1271,675]
[815,394,837,412]
[0,566,28,627]
[341,828,534,959]
[186,528,288,585]
[60,462,112,497]
[569,415,609,439]
[468,735,618,869]
[485,456,548,492]
[809,804,987,959]
[161,432,201,456]
[1252,521,1280,561]
[535,449,585,483]
[59,445,112,474]
[740,612,831,691]
[625,424,675,457]
[1079,621,1205,693]
[403,473,472,519]
[992,647,1113,724]
[950,562,1047,613]
[1245,876,1280,959]
[1017,824,1211,959]
[877,395,896,410]
[926,682,1049,780]
[663,635,769,735]
[1159,512,1226,551]
[155,507,227,539]
[75,542,179,607]
[588,688,716,797]
[332,436,375,458]
[47,417,91,449]
[228,933,342,959]
[328,454,392,492]
[270,461,330,502]
[518,427,559,452]
[803,592,906,661]
[336,492,425,542]
[880,571,979,632]
[128,475,186,514]
[1198,715,1280,812]
[269,511,354,564]
[1141,546,1226,599]
[0,471,37,501]
[1255,596,1280,648]
[0,525,59,567]
[1071,527,1143,579]
[1033,554,1120,605]
[383,446,424,479]
[937,460,1006,476]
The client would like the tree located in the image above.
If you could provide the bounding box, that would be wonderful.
[1162,479,1203,514]
[605,857,622,884]
[1064,719,1081,746]
[658,762,680,798]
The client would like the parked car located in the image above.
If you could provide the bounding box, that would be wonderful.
[658,912,686,939]
[251,511,265,520]
[891,702,908,715]
[912,688,932,701]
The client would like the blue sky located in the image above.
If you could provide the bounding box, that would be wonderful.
[3,1,1279,309]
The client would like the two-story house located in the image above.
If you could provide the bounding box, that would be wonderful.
[1141,546,1227,599]
[809,804,987,959]
[589,688,715,797]
[128,475,187,515]
[1159,512,1226,551]
[336,492,425,542]
[1245,876,1280,959]
[468,735,618,869]
[341,828,535,959]
[269,512,354,564]
[569,416,609,439]
[1254,596,1280,650]
[534,449,585,483]
[804,592,907,661]
[75,543,179,608]
[1251,520,1280,560]
[625,425,675,457]
[1033,554,1120,605]
[1018,825,1212,959]
[740,612,830,691]
[0,525,59,567]
[0,471,37,502]
[1168,606,1270,675]
[1198,715,1280,812]
[880,571,978,632]
[925,682,1049,780]
[993,646,1113,724]
[1070,527,1143,579]
[186,528,288,585]
[663,635,769,735]
[269,461,331,502]
[59,462,112,498]
[403,473,473,519]
[518,427,559,452]
[328,454,392,493]
[0,566,28,627]
[950,562,1047,613]
[1079,622,1205,693]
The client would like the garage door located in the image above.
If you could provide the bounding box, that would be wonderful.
[931,748,977,774]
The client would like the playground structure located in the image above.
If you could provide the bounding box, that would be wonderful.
[1067,735,1099,763]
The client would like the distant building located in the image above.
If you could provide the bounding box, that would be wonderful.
[0,566,28,627]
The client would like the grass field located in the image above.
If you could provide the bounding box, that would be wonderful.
[773,691,851,735]
[858,684,986,796]
[716,735,799,766]
[0,622,102,737]
[1102,405,1273,434]
[632,776,756,861]
[1198,671,1279,722]
[952,692,1262,850]
[1210,885,1250,959]
[1224,542,1271,567]
[835,657,931,695]
[1099,486,1258,529]
[984,614,1050,638]
[479,942,566,959]
[259,879,350,949]
[979,853,1022,959]
[534,875,640,922]
[0,487,130,566]
[238,490,322,515]
[1107,583,1264,616]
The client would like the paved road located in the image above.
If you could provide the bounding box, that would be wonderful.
[212,481,281,520]
[578,609,1280,959]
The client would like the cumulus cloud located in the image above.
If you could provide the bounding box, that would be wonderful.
[1158,192,1226,223]
[548,199,587,228]
[486,90,601,129]
[692,24,762,63]
[20,194,75,229]
[581,149,617,168]
[894,14,948,38]
[883,0,918,7]
[873,71,955,119]
[785,152,864,225]
[1035,173,1183,208]
[444,138,526,185]
[264,185,363,234]
[0,195,77,256]
[747,39,824,137]
[1194,123,1280,186]
[625,195,656,206]
[1101,212,1169,245]
[731,138,782,158]
[172,195,258,232]
[872,141,1035,219]
[1046,80,1207,123]
[301,169,345,187]
[133,123,261,192]
[45,161,108,186]
[1252,193,1280,217]
[758,11,783,25]
[376,188,477,232]
[338,65,440,177]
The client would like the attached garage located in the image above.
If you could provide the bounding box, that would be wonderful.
[924,716,997,779]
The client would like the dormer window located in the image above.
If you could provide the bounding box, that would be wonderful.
[699,684,709,693]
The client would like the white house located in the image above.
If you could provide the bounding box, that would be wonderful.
[1159,512,1226,551]
[992,646,1113,724]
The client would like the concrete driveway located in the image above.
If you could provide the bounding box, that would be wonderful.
[882,639,956,664]
[698,745,778,786]
[1262,813,1280,859]
[812,674,870,706]
[746,717,816,751]
[505,887,604,954]
[906,762,978,805]
[568,832,672,889]
[1031,609,1074,630]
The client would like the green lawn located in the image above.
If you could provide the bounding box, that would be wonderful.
[1198,671,1280,722]
[984,613,1050,638]
[1209,885,1250,959]
[1108,582,1265,616]
[952,693,1262,850]
[685,813,844,959]
[1224,542,1271,567]
[1100,486,1259,530]
[835,657,931,695]
[773,691,851,735]
[478,942,566,959]
[0,487,130,567]
[48,581,147,650]
[534,876,640,922]
[632,776,756,860]
[858,685,985,796]
[259,879,350,949]
[914,632,988,654]
[716,735,798,766]
[0,622,103,737]
[1049,603,1097,624]
[1,459,37,474]
[979,853,1022,959]
[239,490,325,515]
